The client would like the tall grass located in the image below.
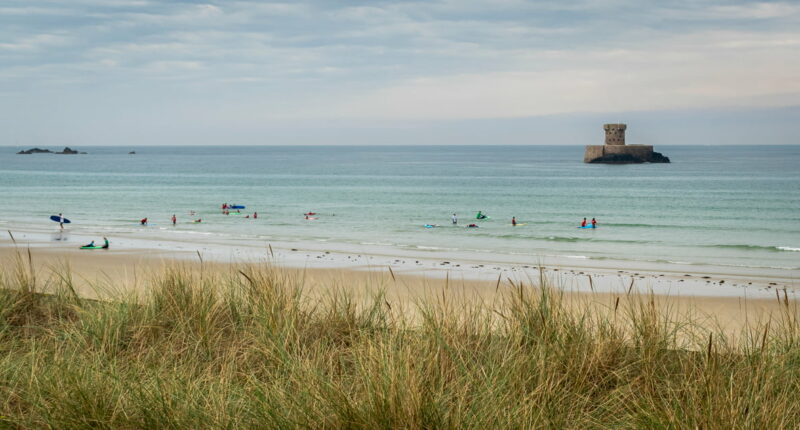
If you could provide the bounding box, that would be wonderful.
[0,254,799,428]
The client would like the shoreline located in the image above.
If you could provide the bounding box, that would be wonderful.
[2,225,798,300]
[1,236,795,342]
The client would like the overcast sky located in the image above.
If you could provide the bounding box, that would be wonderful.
[1,0,799,146]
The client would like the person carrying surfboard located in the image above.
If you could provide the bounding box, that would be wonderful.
[59,213,64,230]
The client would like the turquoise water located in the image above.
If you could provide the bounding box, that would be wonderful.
[1,145,799,270]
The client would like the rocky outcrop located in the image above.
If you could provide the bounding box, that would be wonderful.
[18,147,87,154]
[17,148,52,154]
[649,151,670,163]
[587,151,670,164]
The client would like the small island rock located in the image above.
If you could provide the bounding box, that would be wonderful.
[17,148,53,154]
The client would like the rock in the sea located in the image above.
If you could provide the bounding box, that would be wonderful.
[587,152,670,164]
[129,151,136,154]
[17,148,53,154]
[587,153,643,164]
[649,151,670,163]
[56,147,79,154]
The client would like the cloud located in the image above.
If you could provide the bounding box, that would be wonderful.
[664,2,800,20]
[0,0,799,132]
[0,33,72,51]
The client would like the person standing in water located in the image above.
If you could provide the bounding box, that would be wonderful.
[512,216,517,226]
[581,217,587,227]
[452,213,457,224]
[591,218,597,228]
[171,214,176,226]
[254,212,258,219]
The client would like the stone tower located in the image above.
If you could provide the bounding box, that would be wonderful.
[603,123,626,145]
[583,123,670,163]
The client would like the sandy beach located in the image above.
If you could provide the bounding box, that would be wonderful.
[2,227,796,340]
[3,224,798,297]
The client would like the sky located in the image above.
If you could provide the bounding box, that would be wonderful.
[1,0,799,146]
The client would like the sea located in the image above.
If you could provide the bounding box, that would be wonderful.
[1,145,799,272]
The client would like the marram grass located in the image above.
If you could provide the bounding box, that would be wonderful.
[1,255,799,429]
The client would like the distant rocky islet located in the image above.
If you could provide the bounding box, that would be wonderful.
[17,147,87,155]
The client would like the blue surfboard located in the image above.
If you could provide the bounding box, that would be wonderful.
[229,205,245,209]
[50,215,71,224]
[577,225,596,229]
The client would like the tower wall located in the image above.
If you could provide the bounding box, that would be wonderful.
[603,123,626,146]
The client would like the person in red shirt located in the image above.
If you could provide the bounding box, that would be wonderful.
[581,217,587,227]
[253,212,258,219]
[171,214,176,226]
[591,218,597,228]
[140,217,148,226]
[512,216,517,226]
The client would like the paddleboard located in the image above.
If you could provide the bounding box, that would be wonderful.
[424,224,439,228]
[50,215,71,223]
[80,245,104,249]
[229,205,245,209]
[511,223,527,226]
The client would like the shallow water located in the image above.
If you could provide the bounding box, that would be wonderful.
[1,145,799,271]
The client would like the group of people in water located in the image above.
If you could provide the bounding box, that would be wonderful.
[140,214,204,225]
[447,211,597,229]
[65,205,598,250]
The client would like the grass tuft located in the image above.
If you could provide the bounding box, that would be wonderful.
[0,256,799,428]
